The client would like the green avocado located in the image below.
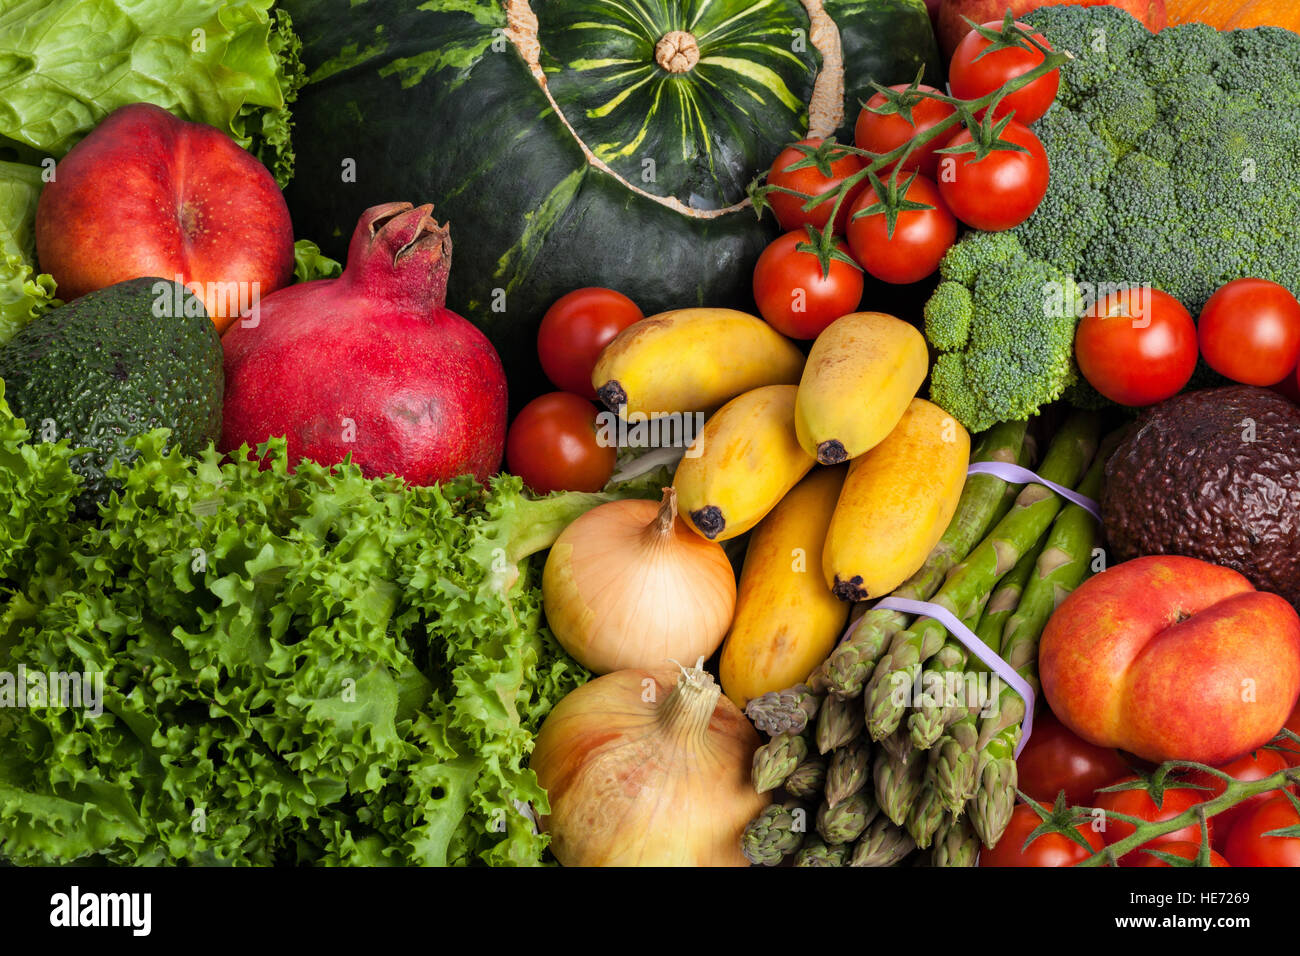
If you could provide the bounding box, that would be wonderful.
[0,276,223,515]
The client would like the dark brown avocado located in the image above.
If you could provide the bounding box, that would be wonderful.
[1103,386,1300,606]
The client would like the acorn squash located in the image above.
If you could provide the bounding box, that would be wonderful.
[283,0,941,390]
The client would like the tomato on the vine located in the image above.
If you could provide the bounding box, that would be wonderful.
[764,138,865,234]
[1282,700,1300,767]
[505,392,615,495]
[1092,777,1211,867]
[1075,287,1198,406]
[538,288,643,399]
[1016,707,1131,807]
[854,84,956,180]
[1133,841,1231,867]
[1183,748,1294,849]
[844,173,955,286]
[979,801,1104,867]
[1198,277,1300,386]
[937,120,1049,232]
[948,20,1060,125]
[1223,795,1300,867]
[753,229,863,339]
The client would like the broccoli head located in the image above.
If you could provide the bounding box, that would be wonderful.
[923,5,1300,429]
[924,232,1081,434]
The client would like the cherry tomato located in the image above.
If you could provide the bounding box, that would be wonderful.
[844,174,955,286]
[505,392,615,494]
[979,801,1104,867]
[1075,287,1198,406]
[1133,841,1230,867]
[1017,707,1131,807]
[765,138,866,234]
[854,84,957,180]
[1092,777,1211,867]
[538,287,643,399]
[937,120,1049,231]
[948,21,1060,125]
[1183,748,1294,849]
[1198,278,1300,386]
[1223,795,1300,867]
[753,230,864,339]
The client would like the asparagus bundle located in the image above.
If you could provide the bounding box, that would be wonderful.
[969,435,1114,847]
[930,540,1045,814]
[735,418,1109,868]
[863,412,1099,742]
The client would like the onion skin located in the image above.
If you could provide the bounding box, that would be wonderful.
[542,490,736,674]
[532,664,769,866]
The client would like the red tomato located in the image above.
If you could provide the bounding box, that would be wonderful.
[1198,278,1300,386]
[1133,841,1230,867]
[1075,287,1198,406]
[979,801,1104,867]
[753,230,864,339]
[937,121,1049,231]
[948,21,1060,125]
[1183,748,1294,849]
[844,174,955,285]
[505,392,615,494]
[765,138,866,234]
[538,288,643,399]
[854,85,957,179]
[1223,795,1300,867]
[1280,700,1300,767]
[1093,777,1211,867]
[1017,707,1131,806]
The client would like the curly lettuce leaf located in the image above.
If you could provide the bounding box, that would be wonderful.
[0,162,57,345]
[0,383,613,865]
[0,0,303,185]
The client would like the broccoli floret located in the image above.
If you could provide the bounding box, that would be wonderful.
[1015,5,1300,313]
[923,282,973,352]
[925,233,1081,433]
[923,6,1300,429]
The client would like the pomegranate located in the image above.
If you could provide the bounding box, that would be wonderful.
[221,202,507,484]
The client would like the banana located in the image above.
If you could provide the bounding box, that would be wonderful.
[673,384,815,541]
[823,398,970,602]
[592,308,805,418]
[794,311,929,465]
[720,465,850,707]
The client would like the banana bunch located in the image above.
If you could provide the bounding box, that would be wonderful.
[590,307,970,707]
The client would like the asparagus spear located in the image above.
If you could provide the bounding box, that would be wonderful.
[784,755,827,801]
[929,539,1046,811]
[817,790,879,845]
[816,692,861,754]
[794,837,850,867]
[752,733,808,794]
[825,737,872,808]
[863,412,1100,742]
[849,817,916,867]
[741,801,809,866]
[932,814,980,868]
[969,434,1114,847]
[744,683,821,736]
[822,420,1033,699]
[875,740,927,825]
[905,780,947,849]
[879,721,915,766]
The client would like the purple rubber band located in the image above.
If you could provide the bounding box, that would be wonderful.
[871,597,1037,758]
[966,461,1102,520]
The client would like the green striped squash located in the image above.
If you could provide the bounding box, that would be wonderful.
[283,0,940,393]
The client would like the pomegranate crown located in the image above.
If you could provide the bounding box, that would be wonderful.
[346,202,452,310]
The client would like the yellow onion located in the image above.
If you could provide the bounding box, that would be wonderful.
[542,487,736,674]
[531,659,769,866]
